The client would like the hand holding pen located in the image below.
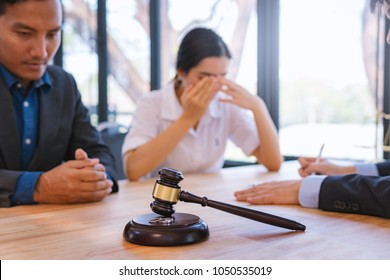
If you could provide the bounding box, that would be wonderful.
[298,144,327,177]
[298,144,356,177]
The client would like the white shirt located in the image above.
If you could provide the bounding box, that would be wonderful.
[299,162,379,208]
[122,83,260,179]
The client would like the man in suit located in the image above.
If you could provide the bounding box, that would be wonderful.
[0,0,118,207]
[234,0,390,219]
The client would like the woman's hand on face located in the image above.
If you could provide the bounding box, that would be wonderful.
[217,76,259,110]
[180,76,219,121]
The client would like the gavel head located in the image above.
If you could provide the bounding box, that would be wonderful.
[150,168,184,217]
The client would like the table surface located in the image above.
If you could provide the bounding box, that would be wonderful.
[1,161,390,260]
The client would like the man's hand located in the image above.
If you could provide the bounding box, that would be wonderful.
[33,149,113,204]
[234,180,302,205]
[298,157,356,177]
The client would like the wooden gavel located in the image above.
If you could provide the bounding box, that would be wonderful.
[150,167,306,231]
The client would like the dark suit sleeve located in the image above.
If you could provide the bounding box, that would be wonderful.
[319,174,390,218]
[0,67,119,207]
[50,67,119,192]
[376,161,390,176]
[69,93,119,192]
[71,84,118,192]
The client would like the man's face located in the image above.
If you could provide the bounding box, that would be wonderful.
[0,0,62,87]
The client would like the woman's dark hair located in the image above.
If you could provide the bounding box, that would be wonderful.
[176,27,231,74]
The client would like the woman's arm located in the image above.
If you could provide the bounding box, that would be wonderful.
[124,115,195,181]
[250,97,283,171]
[125,78,219,180]
[218,77,282,171]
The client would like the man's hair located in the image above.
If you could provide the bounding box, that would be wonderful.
[370,0,390,12]
[0,0,62,16]
[0,1,22,15]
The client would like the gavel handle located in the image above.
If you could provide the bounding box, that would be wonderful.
[179,191,305,231]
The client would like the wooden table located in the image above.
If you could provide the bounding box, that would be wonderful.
[1,161,390,260]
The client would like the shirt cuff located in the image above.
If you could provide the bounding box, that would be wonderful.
[10,172,43,205]
[298,175,327,208]
[355,162,379,176]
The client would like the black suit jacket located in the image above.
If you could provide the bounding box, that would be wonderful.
[319,161,390,218]
[0,65,118,207]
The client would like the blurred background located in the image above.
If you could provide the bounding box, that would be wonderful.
[58,0,390,165]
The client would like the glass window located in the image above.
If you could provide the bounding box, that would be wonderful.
[62,0,149,128]
[106,0,150,127]
[279,0,384,161]
[62,0,100,124]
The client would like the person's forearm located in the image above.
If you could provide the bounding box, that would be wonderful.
[125,115,196,181]
[251,98,282,171]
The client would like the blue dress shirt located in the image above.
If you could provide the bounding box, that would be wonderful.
[0,64,51,205]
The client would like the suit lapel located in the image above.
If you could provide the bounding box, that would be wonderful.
[0,79,21,169]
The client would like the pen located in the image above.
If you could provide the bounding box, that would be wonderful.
[314,144,325,175]
[315,143,325,163]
